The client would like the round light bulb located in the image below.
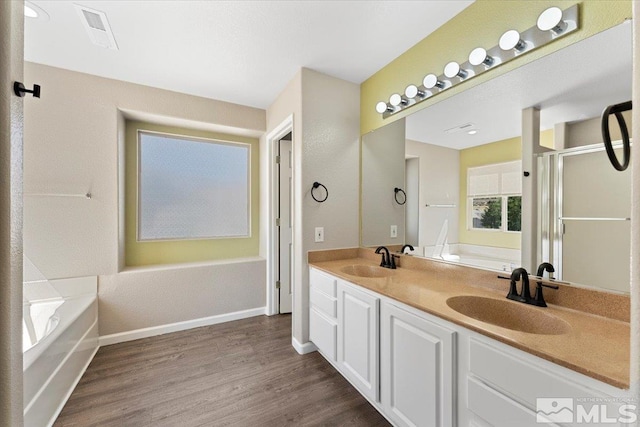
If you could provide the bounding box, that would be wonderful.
[423,74,440,90]
[375,101,388,114]
[444,61,467,79]
[469,47,494,67]
[405,84,418,99]
[467,130,478,135]
[389,93,403,107]
[499,30,525,51]
[537,7,566,34]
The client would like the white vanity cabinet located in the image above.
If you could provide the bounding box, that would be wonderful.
[381,302,456,427]
[337,280,380,402]
[309,268,338,362]
[308,267,630,427]
[461,333,631,427]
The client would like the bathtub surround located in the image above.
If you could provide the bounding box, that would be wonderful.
[23,277,98,427]
[0,2,24,425]
[98,258,266,338]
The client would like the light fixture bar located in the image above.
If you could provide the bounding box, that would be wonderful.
[378,4,578,118]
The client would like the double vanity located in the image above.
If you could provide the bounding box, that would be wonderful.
[308,248,630,427]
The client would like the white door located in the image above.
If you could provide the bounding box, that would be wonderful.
[278,139,293,313]
[381,302,455,427]
[337,281,380,402]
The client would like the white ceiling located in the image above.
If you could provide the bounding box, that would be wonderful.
[405,22,633,150]
[24,0,473,109]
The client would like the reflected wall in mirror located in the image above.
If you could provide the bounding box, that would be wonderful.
[361,22,632,293]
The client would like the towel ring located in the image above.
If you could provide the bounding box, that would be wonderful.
[311,182,328,203]
[601,100,632,171]
[394,187,406,205]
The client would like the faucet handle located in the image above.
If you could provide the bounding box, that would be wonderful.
[531,281,559,307]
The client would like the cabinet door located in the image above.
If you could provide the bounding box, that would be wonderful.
[381,302,456,427]
[337,281,380,402]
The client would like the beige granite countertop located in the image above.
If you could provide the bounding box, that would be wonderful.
[309,249,630,389]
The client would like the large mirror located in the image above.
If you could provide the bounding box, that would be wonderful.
[361,22,632,294]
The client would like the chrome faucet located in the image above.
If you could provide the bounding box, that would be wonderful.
[531,262,559,307]
[375,246,396,269]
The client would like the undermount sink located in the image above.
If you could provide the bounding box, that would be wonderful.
[446,295,571,335]
[340,264,393,278]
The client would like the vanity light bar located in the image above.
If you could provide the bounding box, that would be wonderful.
[376,4,578,118]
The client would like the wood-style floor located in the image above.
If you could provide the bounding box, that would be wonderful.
[54,314,390,427]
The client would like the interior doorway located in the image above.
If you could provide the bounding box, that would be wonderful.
[277,133,293,314]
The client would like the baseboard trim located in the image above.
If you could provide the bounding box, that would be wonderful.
[292,336,317,355]
[99,307,267,346]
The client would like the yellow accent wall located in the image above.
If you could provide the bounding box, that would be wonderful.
[360,0,632,135]
[125,121,260,266]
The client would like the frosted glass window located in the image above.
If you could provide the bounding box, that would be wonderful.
[138,131,250,241]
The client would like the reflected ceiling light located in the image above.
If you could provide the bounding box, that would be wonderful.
[499,30,526,51]
[468,47,494,67]
[467,130,478,135]
[444,62,468,79]
[375,101,392,114]
[423,74,444,90]
[537,7,567,34]
[405,84,425,99]
[24,1,49,20]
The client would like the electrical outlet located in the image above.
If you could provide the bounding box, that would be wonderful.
[390,225,398,238]
[315,227,324,242]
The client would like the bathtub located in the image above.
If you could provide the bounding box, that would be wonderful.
[23,276,99,427]
[422,243,520,272]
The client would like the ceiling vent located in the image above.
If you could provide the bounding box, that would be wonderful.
[444,122,476,135]
[74,4,118,50]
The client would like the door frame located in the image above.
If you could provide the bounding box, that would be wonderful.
[265,115,294,315]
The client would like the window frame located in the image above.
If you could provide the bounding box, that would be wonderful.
[136,129,252,242]
[466,161,522,234]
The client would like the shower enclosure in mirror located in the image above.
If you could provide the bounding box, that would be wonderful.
[361,22,632,294]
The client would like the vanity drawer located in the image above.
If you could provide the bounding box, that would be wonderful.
[469,338,603,408]
[309,268,337,298]
[310,307,337,361]
[310,286,337,318]
[467,376,559,427]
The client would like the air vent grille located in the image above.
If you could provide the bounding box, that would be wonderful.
[74,4,118,50]
[82,10,106,31]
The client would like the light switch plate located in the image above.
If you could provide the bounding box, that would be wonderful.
[315,227,324,242]
[390,225,398,238]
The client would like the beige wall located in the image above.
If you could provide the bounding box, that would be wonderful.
[0,2,24,425]
[361,119,406,247]
[23,63,268,337]
[405,139,459,248]
[263,68,360,345]
[567,110,633,148]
